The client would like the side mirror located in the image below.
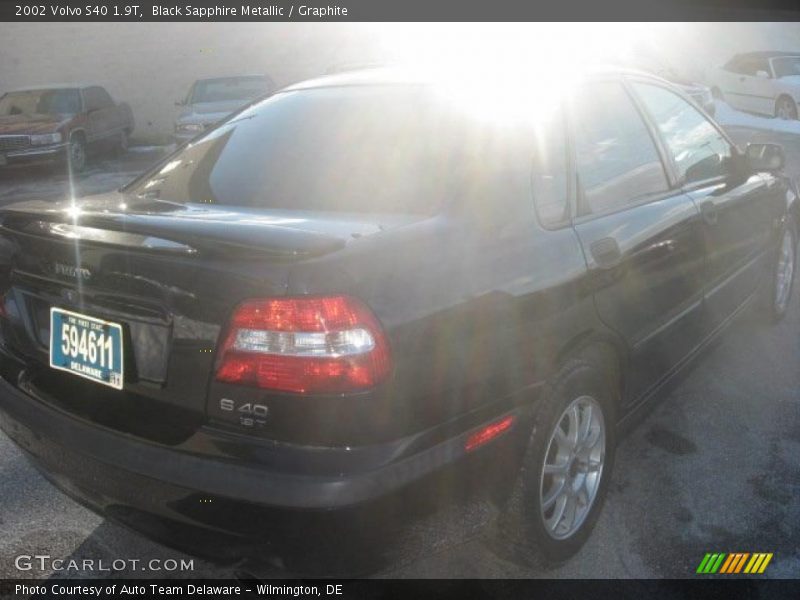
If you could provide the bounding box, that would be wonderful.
[745,143,784,172]
[756,70,770,79]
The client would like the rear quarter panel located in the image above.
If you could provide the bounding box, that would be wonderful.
[282,205,601,445]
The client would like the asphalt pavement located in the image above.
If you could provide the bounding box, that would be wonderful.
[0,131,797,580]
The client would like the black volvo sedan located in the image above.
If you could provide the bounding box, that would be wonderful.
[0,68,796,564]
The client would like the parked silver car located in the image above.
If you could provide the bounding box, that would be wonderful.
[173,75,275,143]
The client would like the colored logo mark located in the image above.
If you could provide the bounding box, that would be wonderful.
[696,552,773,574]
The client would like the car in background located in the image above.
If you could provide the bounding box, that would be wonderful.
[673,79,715,116]
[709,51,800,119]
[325,61,388,75]
[0,84,134,172]
[618,50,716,116]
[173,75,275,143]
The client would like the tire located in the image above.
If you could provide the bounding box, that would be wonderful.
[68,134,87,172]
[775,96,798,120]
[766,221,797,322]
[502,354,618,562]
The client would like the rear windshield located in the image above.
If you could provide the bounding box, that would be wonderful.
[0,89,81,116]
[189,77,272,103]
[127,86,512,215]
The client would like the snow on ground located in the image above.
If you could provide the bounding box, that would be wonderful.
[715,100,800,136]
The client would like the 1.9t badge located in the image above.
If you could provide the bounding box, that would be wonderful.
[219,398,269,428]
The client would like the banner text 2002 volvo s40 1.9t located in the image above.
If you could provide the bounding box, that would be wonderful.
[0,68,796,566]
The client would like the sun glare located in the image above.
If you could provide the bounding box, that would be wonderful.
[373,23,663,124]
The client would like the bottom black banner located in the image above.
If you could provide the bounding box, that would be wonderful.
[2,579,800,600]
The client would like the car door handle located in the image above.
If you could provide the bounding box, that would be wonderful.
[590,237,622,269]
[700,201,718,226]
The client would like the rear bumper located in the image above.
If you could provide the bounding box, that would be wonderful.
[0,364,530,541]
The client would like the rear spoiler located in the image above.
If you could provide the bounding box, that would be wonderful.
[0,212,345,260]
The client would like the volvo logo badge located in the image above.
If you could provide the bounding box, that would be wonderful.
[53,262,92,281]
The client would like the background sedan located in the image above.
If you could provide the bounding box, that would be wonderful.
[173,74,275,143]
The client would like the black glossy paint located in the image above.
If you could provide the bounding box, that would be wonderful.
[0,69,795,546]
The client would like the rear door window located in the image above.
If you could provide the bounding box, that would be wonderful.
[632,82,733,184]
[571,81,670,216]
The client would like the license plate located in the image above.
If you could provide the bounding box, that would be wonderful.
[49,307,124,390]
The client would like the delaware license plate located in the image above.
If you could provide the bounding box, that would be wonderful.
[49,307,124,390]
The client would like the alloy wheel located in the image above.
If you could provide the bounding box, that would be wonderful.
[539,395,606,540]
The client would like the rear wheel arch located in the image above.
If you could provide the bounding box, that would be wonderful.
[501,335,622,560]
[552,332,626,410]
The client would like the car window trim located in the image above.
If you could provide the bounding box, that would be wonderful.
[530,106,576,231]
[570,187,680,225]
[621,76,681,188]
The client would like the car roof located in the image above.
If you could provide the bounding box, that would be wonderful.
[281,65,659,93]
[194,75,271,83]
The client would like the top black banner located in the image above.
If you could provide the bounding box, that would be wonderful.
[3,0,800,22]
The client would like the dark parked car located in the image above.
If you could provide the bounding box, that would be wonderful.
[0,69,796,564]
[0,84,134,172]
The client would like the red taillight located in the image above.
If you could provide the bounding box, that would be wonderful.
[464,415,515,452]
[215,296,392,394]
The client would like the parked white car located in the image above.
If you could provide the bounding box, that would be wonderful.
[709,51,800,119]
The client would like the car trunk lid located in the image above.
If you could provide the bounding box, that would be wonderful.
[0,193,406,443]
